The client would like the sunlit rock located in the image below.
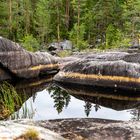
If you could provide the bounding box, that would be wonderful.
[0,37,58,80]
[0,120,65,140]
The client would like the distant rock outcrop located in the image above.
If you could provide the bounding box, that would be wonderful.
[54,51,140,91]
[0,37,58,81]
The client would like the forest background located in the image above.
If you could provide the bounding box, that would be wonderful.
[0,0,140,51]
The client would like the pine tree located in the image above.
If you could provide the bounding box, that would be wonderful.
[35,0,51,44]
[0,0,9,37]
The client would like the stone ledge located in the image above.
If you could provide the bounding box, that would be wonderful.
[0,119,65,140]
[0,118,140,140]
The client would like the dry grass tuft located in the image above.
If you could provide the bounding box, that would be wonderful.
[14,128,39,140]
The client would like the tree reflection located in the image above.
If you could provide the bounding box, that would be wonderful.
[94,104,101,112]
[130,107,140,121]
[84,102,101,117]
[84,101,92,116]
[48,84,71,113]
[0,82,22,120]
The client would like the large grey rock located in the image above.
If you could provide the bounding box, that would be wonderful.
[48,40,72,51]
[39,118,140,140]
[54,52,140,91]
[0,120,65,140]
[0,37,58,80]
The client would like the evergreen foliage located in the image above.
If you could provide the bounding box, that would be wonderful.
[0,0,140,50]
[20,34,40,52]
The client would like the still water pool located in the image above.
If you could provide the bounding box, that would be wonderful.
[17,89,131,120]
[8,77,140,121]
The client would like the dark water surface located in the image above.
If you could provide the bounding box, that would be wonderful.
[3,76,139,121]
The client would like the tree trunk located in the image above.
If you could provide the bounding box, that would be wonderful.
[65,0,70,29]
[25,0,30,34]
[77,0,80,48]
[9,0,12,39]
[57,0,60,43]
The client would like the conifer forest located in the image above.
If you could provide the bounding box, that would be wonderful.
[0,0,140,51]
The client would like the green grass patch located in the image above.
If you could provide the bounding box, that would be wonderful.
[0,81,22,120]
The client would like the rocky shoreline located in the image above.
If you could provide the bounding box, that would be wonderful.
[0,118,140,140]
[1,37,140,140]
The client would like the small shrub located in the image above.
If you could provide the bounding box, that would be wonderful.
[15,128,39,140]
[20,34,40,52]
[69,23,88,50]
[58,50,72,57]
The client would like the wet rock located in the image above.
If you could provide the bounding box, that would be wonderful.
[0,37,58,80]
[54,51,140,91]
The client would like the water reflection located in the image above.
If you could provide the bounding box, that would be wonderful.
[56,83,140,110]
[0,76,53,120]
[129,107,140,121]
[48,84,71,113]
[0,76,140,120]
[55,82,140,119]
[84,102,92,116]
[0,82,22,120]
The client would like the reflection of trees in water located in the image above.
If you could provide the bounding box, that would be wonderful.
[10,100,35,120]
[84,96,101,117]
[94,104,101,112]
[48,84,103,116]
[0,82,22,120]
[0,81,37,120]
[84,102,101,117]
[10,88,36,120]
[130,107,140,121]
[84,102,92,116]
[48,85,71,113]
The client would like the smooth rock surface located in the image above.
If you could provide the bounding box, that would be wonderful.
[0,120,65,140]
[1,119,140,140]
[54,51,140,91]
[0,37,58,80]
[38,118,140,140]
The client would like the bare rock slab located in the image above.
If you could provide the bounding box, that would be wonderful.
[0,37,58,81]
[38,118,140,140]
[0,120,65,140]
[54,51,140,91]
